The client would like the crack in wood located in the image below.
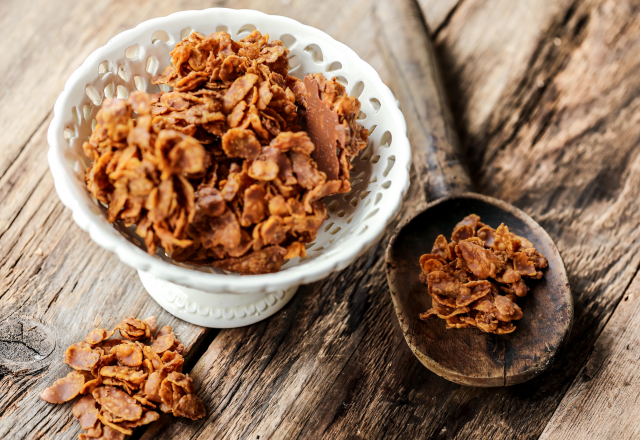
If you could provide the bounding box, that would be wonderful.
[0,319,55,370]
[430,0,465,39]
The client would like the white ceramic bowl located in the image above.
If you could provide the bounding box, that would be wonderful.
[47,8,411,328]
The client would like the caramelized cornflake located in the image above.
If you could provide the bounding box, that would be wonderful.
[212,245,287,274]
[64,344,101,371]
[115,317,152,341]
[85,328,116,345]
[41,316,206,437]
[113,343,143,367]
[41,370,87,403]
[151,333,176,354]
[73,395,100,430]
[457,241,502,279]
[84,30,368,274]
[174,394,207,420]
[93,386,143,421]
[418,215,547,334]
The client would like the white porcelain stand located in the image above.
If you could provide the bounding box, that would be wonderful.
[138,270,298,328]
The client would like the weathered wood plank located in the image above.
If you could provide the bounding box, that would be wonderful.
[540,271,640,439]
[0,1,389,438]
[2,0,640,438]
[432,0,575,155]
[426,0,640,436]
[152,0,640,438]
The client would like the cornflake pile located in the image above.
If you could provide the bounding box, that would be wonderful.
[41,316,205,440]
[83,30,368,274]
[418,214,548,334]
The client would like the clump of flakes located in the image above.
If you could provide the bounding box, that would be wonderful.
[41,316,205,440]
[83,30,368,274]
[418,214,548,334]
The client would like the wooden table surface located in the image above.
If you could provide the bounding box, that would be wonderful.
[1,0,639,438]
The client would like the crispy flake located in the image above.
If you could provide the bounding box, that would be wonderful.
[418,215,547,334]
[64,345,101,371]
[86,31,367,275]
[73,395,100,430]
[41,370,87,403]
[42,316,206,439]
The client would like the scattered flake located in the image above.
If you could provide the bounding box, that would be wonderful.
[41,316,205,437]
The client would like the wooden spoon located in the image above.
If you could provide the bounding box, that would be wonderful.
[376,0,573,387]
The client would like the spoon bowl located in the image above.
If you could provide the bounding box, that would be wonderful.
[385,193,572,386]
[376,0,573,386]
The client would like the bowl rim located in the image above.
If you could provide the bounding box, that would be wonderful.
[47,7,412,293]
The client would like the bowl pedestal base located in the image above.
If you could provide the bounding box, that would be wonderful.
[138,270,298,328]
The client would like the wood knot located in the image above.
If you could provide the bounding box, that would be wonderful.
[0,318,56,373]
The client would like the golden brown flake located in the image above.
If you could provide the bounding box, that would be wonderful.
[114,343,144,367]
[73,395,100,430]
[221,128,261,159]
[122,410,160,428]
[41,370,87,403]
[80,375,103,395]
[418,215,547,334]
[83,30,369,275]
[451,225,474,242]
[173,394,207,420]
[100,365,147,386]
[151,333,176,354]
[455,214,481,231]
[457,241,502,279]
[64,344,101,371]
[143,316,157,334]
[513,252,537,277]
[84,329,116,345]
[143,345,164,371]
[41,316,206,438]
[431,235,452,260]
[115,317,152,341]
[213,245,287,274]
[477,225,495,247]
[93,386,143,421]
[456,281,492,307]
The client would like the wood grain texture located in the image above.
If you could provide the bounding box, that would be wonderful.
[1,0,640,438]
[540,271,640,439]
[425,0,640,436]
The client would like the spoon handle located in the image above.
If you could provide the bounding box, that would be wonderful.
[374,0,472,200]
